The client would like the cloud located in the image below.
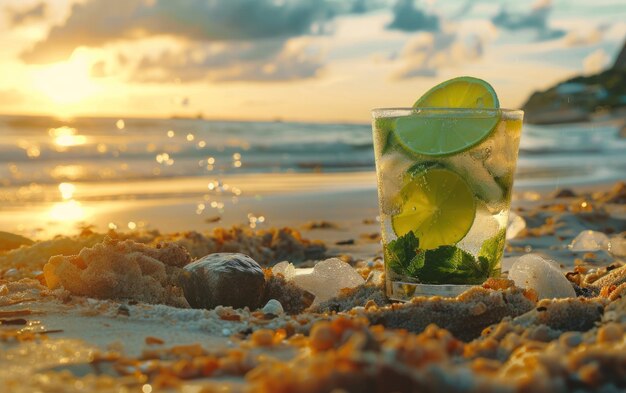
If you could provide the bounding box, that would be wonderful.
[583,48,609,75]
[387,0,439,32]
[21,0,329,64]
[0,88,25,106]
[564,25,608,47]
[128,38,322,83]
[491,0,564,41]
[89,60,107,78]
[390,30,485,79]
[6,2,47,26]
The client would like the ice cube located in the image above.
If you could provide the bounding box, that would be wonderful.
[272,261,296,280]
[291,258,365,304]
[609,236,626,257]
[483,122,520,178]
[506,211,526,240]
[457,206,500,255]
[508,254,575,299]
[569,230,610,251]
[377,151,413,214]
[447,154,503,203]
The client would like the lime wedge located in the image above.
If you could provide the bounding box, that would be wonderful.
[394,76,501,157]
[392,168,476,250]
[413,76,499,108]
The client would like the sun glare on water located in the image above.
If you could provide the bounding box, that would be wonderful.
[49,126,87,147]
[49,182,88,222]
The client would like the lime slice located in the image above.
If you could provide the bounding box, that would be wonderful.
[392,168,476,250]
[413,76,499,108]
[394,76,501,157]
[394,113,499,157]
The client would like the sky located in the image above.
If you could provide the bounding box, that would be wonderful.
[0,0,625,123]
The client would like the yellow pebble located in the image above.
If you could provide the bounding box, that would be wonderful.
[251,329,274,347]
[309,322,336,351]
[597,323,623,343]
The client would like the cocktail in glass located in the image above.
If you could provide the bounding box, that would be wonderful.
[372,107,523,300]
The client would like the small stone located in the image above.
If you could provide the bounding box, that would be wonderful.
[506,211,526,240]
[262,299,284,315]
[180,253,266,310]
[551,188,577,198]
[569,230,610,251]
[597,323,623,343]
[508,254,576,299]
[2,268,18,279]
[291,258,365,304]
[366,270,384,286]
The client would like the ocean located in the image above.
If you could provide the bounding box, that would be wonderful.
[1,114,624,190]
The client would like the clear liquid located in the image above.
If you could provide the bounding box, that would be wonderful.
[372,112,523,300]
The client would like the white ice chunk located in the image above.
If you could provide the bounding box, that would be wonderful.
[291,258,365,304]
[609,236,626,257]
[506,211,526,240]
[569,230,610,251]
[272,261,296,280]
[508,254,575,299]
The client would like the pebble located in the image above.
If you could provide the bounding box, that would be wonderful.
[2,268,18,278]
[180,253,266,310]
[261,299,284,315]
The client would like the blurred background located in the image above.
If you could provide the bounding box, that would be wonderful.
[0,0,625,239]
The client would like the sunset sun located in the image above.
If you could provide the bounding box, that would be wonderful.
[31,55,98,105]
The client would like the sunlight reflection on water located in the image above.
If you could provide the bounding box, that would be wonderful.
[49,200,86,222]
[49,126,87,148]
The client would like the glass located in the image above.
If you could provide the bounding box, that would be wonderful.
[371,108,523,300]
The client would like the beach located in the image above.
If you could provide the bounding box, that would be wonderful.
[1,115,625,392]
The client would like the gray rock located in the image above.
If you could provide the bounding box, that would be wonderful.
[180,253,266,310]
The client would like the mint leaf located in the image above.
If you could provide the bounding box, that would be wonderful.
[419,246,486,284]
[385,232,501,285]
[478,228,506,275]
[478,256,490,275]
[406,250,426,277]
[385,231,420,276]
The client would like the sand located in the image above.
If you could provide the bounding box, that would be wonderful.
[0,180,625,392]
